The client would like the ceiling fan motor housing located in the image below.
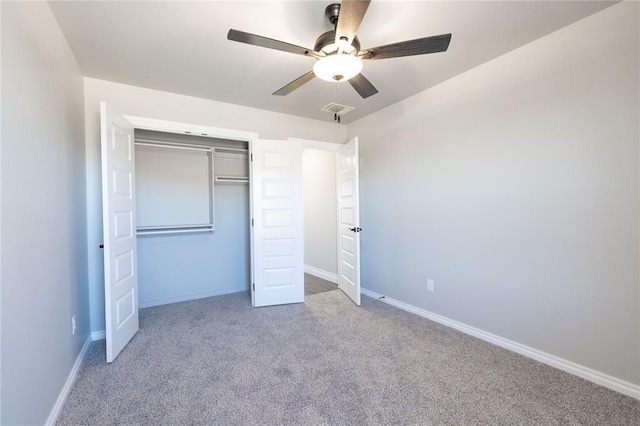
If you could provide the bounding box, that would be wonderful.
[314,30,361,55]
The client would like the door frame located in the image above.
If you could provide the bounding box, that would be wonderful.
[288,138,341,284]
[288,137,358,301]
[124,115,258,143]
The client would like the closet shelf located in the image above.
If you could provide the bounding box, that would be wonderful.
[215,176,249,184]
[214,147,249,154]
[137,224,215,236]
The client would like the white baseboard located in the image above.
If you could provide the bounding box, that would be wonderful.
[138,286,247,309]
[361,288,640,400]
[304,265,338,284]
[91,330,106,341]
[45,335,93,425]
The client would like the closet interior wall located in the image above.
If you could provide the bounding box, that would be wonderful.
[134,129,250,308]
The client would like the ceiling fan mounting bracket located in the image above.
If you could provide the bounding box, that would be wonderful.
[325,3,341,27]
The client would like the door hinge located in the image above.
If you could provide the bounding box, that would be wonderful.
[250,153,253,162]
[252,283,255,291]
[251,218,254,227]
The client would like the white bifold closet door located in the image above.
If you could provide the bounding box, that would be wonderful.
[250,139,304,307]
[100,102,140,362]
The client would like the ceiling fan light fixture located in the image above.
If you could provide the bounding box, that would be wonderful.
[313,54,363,82]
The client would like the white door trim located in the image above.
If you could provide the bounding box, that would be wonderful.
[125,115,258,142]
[293,137,343,293]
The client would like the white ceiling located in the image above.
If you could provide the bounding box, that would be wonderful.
[49,1,616,124]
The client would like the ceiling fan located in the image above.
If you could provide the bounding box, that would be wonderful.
[227,0,452,99]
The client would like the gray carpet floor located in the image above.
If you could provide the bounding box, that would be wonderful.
[58,291,640,425]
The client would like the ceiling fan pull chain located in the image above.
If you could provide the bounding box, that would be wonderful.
[333,84,341,123]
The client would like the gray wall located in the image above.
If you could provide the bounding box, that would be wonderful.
[347,2,639,385]
[137,184,250,306]
[303,149,337,277]
[0,2,89,424]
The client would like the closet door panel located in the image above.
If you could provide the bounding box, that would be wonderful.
[251,139,304,307]
[100,101,139,363]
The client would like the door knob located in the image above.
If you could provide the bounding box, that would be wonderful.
[349,227,362,233]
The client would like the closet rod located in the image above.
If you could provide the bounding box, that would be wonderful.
[137,225,214,236]
[137,224,214,230]
[215,176,249,183]
[137,228,214,236]
[135,138,248,153]
[135,141,212,153]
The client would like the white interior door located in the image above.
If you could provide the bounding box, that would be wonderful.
[337,137,361,305]
[100,102,139,362]
[251,139,304,307]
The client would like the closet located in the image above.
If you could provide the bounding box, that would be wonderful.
[133,129,251,308]
[100,103,361,362]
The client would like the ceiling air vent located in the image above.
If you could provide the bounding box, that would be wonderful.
[321,103,354,116]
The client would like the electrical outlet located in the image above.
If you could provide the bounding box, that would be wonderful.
[427,279,435,292]
[72,315,77,335]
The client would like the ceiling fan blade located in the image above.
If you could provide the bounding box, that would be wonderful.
[335,0,371,46]
[348,73,378,99]
[228,29,313,57]
[360,33,452,60]
[273,71,316,96]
